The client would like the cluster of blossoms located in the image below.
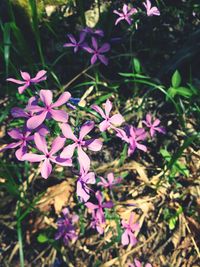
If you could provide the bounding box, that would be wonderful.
[64,26,110,65]
[64,0,160,65]
[3,70,165,250]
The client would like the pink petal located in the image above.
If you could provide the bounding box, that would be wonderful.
[115,17,124,25]
[85,138,102,151]
[121,230,129,245]
[136,142,147,152]
[99,120,110,132]
[34,133,48,154]
[40,89,53,106]
[149,7,160,16]
[153,118,160,127]
[0,142,21,151]
[50,136,66,155]
[77,146,90,170]
[91,104,106,118]
[129,232,137,246]
[107,172,114,184]
[76,180,90,202]
[85,202,98,210]
[51,92,71,108]
[134,259,142,267]
[85,172,96,184]
[41,159,52,179]
[31,70,47,82]
[67,34,76,44]
[146,114,152,124]
[6,78,25,84]
[50,109,68,122]
[8,129,22,139]
[60,143,76,159]
[99,43,110,53]
[113,10,121,16]
[50,156,72,166]
[20,71,30,81]
[105,99,112,117]
[91,54,98,65]
[27,111,48,129]
[83,45,94,53]
[79,121,94,140]
[95,191,103,204]
[22,153,45,162]
[15,145,27,160]
[109,114,124,126]
[145,264,152,267]
[18,83,29,94]
[60,123,77,141]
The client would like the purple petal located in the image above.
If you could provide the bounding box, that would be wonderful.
[91,54,98,65]
[11,107,29,118]
[92,37,98,50]
[15,145,27,160]
[103,201,113,209]
[85,138,102,151]
[98,43,110,53]
[8,129,23,139]
[98,55,108,65]
[67,34,76,44]
[34,133,48,154]
[83,45,94,53]
[85,202,98,210]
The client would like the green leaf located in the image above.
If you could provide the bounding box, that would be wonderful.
[175,87,193,98]
[37,234,48,243]
[169,217,177,230]
[133,58,141,73]
[172,70,181,88]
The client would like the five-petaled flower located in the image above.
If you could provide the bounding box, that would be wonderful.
[22,133,72,179]
[63,33,87,53]
[116,126,147,156]
[6,70,47,94]
[60,121,102,170]
[113,4,137,25]
[92,99,124,132]
[121,212,140,247]
[83,37,110,65]
[76,167,96,202]
[142,114,165,137]
[26,89,71,129]
[0,129,34,160]
[98,172,122,189]
[55,208,79,245]
[85,191,113,223]
[143,0,160,17]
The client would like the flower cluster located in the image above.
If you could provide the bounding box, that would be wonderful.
[64,27,110,65]
[4,66,165,249]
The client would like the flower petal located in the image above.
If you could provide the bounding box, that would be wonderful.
[18,83,29,94]
[98,55,108,65]
[34,132,48,154]
[77,146,90,170]
[31,70,47,82]
[109,114,125,126]
[20,71,30,80]
[121,230,129,245]
[27,111,47,129]
[105,99,112,117]
[92,37,98,50]
[11,107,29,118]
[99,43,110,53]
[60,143,76,159]
[99,120,110,132]
[51,92,71,108]
[60,123,77,141]
[8,129,22,139]
[85,138,102,151]
[40,89,53,106]
[41,159,52,179]
[91,54,98,65]
[6,78,25,84]
[22,153,45,162]
[91,104,105,118]
[50,136,66,155]
[79,121,94,140]
[50,109,68,122]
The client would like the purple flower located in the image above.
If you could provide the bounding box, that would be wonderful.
[116,126,147,156]
[83,37,110,65]
[142,114,165,137]
[11,96,39,119]
[121,213,140,247]
[85,191,113,223]
[6,70,47,94]
[81,27,104,37]
[113,4,137,25]
[22,133,72,179]
[76,167,96,202]
[60,121,102,170]
[98,172,122,189]
[92,99,124,132]
[1,129,34,160]
[55,208,79,245]
[26,90,71,129]
[143,0,160,16]
[129,259,152,267]
[90,210,105,235]
[63,33,86,53]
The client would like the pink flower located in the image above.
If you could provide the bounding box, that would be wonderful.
[113,4,137,25]
[11,96,39,119]
[121,213,140,247]
[98,172,122,189]
[63,33,86,53]
[92,99,124,132]
[85,191,113,223]
[83,37,110,65]
[90,210,105,235]
[142,114,165,137]
[6,70,47,94]
[1,129,34,160]
[60,121,102,170]
[116,126,147,156]
[26,90,71,129]
[143,0,160,16]
[76,167,96,202]
[22,133,72,179]
[129,259,152,267]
